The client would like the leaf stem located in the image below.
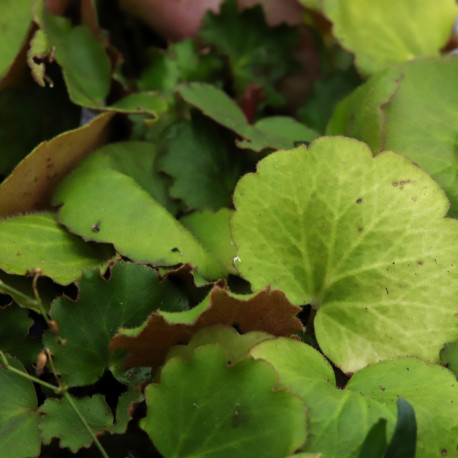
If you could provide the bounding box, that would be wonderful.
[0,279,40,311]
[62,391,110,458]
[0,351,110,458]
[0,351,61,393]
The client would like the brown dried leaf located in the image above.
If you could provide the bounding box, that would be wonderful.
[110,285,303,370]
[0,111,114,218]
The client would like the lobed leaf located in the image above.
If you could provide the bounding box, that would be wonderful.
[0,355,41,458]
[328,57,458,217]
[0,212,114,285]
[43,261,188,386]
[441,342,458,379]
[141,344,307,457]
[110,286,302,370]
[231,136,458,373]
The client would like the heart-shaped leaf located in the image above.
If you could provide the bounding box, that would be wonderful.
[231,136,458,373]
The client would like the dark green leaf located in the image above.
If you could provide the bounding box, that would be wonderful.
[159,113,243,210]
[199,0,299,105]
[384,398,416,458]
[0,355,41,458]
[357,419,388,458]
[43,261,188,386]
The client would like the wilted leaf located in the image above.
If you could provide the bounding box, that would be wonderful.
[231,136,458,373]
[141,344,307,457]
[250,338,394,457]
[322,0,456,75]
[0,212,114,285]
[0,72,81,176]
[159,113,243,211]
[39,394,113,453]
[178,83,318,151]
[346,358,458,457]
[0,305,41,364]
[0,355,41,458]
[0,111,114,218]
[43,261,188,386]
[110,286,302,370]
[53,141,230,279]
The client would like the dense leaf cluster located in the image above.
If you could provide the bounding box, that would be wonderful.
[0,0,457,457]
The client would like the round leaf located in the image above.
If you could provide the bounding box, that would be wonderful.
[231,136,458,373]
[141,344,307,457]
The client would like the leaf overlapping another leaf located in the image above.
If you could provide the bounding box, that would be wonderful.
[231,136,458,373]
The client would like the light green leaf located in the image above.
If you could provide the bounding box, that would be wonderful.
[53,142,230,279]
[141,344,307,458]
[39,394,113,453]
[231,136,458,373]
[328,57,458,217]
[109,92,169,119]
[0,355,41,458]
[347,358,458,457]
[43,261,188,386]
[179,209,237,275]
[250,338,394,457]
[0,0,34,79]
[322,0,456,75]
[0,212,114,285]
[43,14,111,107]
[178,83,318,151]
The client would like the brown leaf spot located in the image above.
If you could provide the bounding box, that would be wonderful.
[356,198,363,204]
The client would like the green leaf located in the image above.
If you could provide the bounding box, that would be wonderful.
[0,0,34,79]
[0,355,41,458]
[0,212,114,285]
[109,92,169,119]
[441,342,458,379]
[43,261,188,386]
[199,0,299,105]
[138,39,222,94]
[167,325,274,364]
[384,398,416,458]
[179,209,237,275]
[107,385,143,435]
[178,83,318,151]
[231,136,458,373]
[356,419,388,458]
[328,57,458,217]
[53,141,230,279]
[39,394,113,453]
[42,14,111,107]
[158,113,243,210]
[0,305,41,364]
[346,358,458,457]
[250,338,394,457]
[322,0,456,75]
[141,344,307,457]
